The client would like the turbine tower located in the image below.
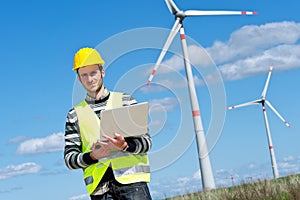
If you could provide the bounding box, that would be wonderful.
[146,0,257,190]
[227,65,291,179]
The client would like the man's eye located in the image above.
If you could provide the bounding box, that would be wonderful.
[91,71,97,76]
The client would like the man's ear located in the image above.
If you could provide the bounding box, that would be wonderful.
[101,69,105,78]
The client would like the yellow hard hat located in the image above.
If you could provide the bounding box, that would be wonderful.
[73,47,105,71]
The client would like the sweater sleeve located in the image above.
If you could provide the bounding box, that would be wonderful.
[124,133,152,154]
[64,109,97,170]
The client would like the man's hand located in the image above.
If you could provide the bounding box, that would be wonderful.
[103,133,128,151]
[90,141,113,160]
[90,133,129,160]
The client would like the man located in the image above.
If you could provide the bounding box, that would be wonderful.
[64,47,152,200]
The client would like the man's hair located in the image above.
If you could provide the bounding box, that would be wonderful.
[76,64,103,74]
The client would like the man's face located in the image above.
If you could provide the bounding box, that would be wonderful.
[77,64,105,95]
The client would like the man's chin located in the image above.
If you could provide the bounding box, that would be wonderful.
[88,88,97,93]
[88,86,101,93]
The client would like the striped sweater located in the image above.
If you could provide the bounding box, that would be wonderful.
[64,89,152,194]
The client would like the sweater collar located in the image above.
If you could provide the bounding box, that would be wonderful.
[85,88,110,104]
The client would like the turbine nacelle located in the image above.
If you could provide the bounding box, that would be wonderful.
[175,10,186,18]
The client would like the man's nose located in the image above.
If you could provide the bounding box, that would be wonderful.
[87,74,93,82]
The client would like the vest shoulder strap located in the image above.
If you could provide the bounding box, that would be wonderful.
[106,92,123,109]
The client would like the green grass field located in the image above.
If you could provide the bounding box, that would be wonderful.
[164,174,300,200]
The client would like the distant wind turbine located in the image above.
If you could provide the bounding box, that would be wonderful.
[227,65,291,179]
[146,0,257,190]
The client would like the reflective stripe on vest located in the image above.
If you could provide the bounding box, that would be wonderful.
[74,92,150,194]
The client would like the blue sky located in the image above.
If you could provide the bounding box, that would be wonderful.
[1,0,300,199]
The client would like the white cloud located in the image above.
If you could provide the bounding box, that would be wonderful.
[156,21,300,83]
[149,190,159,196]
[216,179,230,187]
[248,163,257,169]
[219,44,300,81]
[277,157,300,176]
[193,169,201,180]
[207,21,300,64]
[216,169,226,174]
[149,119,165,131]
[0,186,22,194]
[143,44,212,91]
[149,119,164,127]
[169,174,202,195]
[283,156,294,162]
[149,97,180,113]
[177,177,191,185]
[159,55,184,73]
[16,132,64,155]
[155,77,188,89]
[278,162,297,169]
[208,21,300,81]
[69,194,89,200]
[140,84,168,94]
[188,45,214,66]
[0,162,42,180]
[7,136,28,144]
[158,45,213,74]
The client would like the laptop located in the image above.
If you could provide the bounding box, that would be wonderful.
[100,102,148,140]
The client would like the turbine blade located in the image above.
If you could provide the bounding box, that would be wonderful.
[265,100,291,128]
[146,18,181,86]
[261,65,273,98]
[165,0,180,15]
[227,100,260,110]
[185,10,258,16]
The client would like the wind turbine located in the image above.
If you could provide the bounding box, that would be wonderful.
[227,65,291,179]
[146,0,257,190]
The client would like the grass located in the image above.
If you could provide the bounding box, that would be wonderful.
[164,174,300,200]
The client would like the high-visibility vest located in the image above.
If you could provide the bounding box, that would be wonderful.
[74,92,150,194]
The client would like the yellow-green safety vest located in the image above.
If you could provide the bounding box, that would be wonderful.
[74,92,150,194]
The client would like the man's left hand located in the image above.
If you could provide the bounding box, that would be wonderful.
[103,133,128,151]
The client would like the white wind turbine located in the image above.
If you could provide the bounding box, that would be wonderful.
[146,0,257,190]
[227,65,291,179]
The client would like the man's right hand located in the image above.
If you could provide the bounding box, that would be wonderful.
[90,141,113,160]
